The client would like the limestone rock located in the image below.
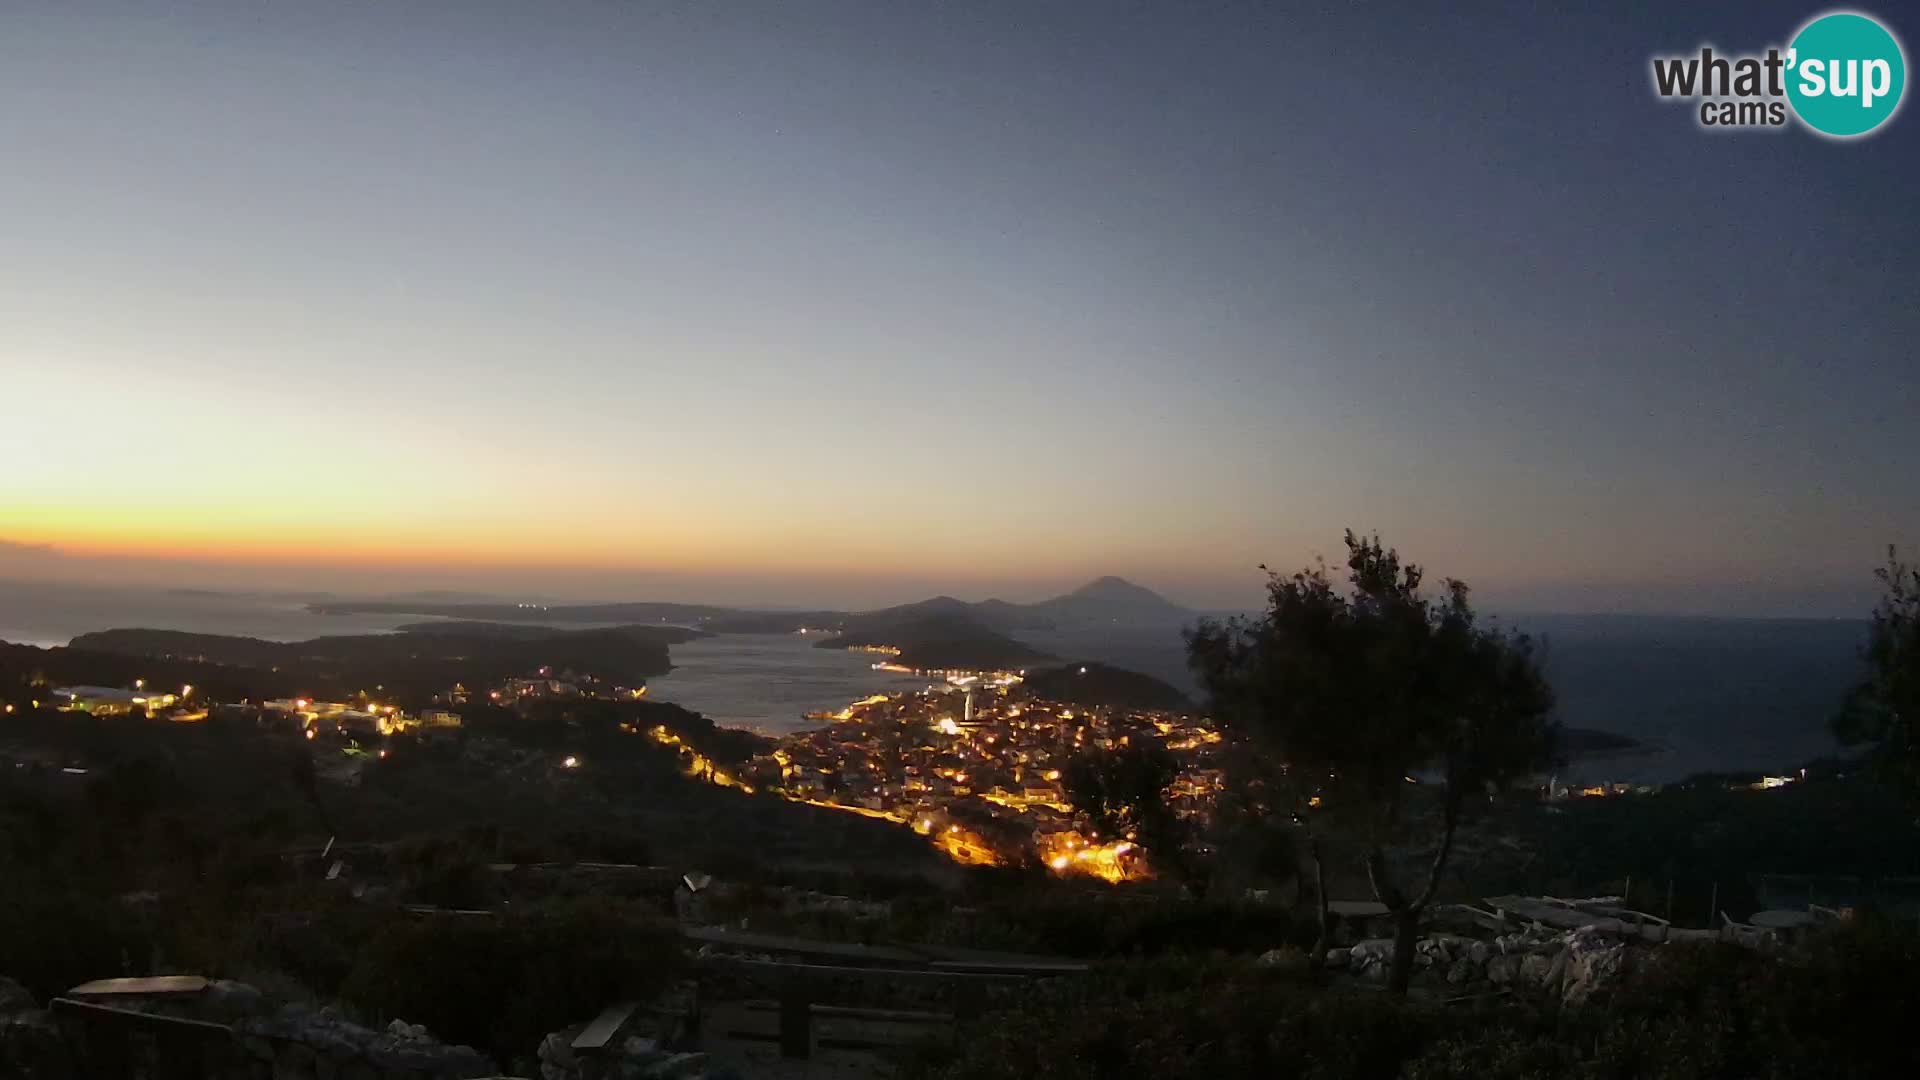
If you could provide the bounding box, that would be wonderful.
[1518,953,1555,987]
[385,1019,431,1041]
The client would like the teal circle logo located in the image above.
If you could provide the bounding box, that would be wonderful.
[1786,12,1906,137]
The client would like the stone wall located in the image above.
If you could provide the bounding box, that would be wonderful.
[1321,923,1636,1002]
[0,977,499,1080]
[233,1005,498,1079]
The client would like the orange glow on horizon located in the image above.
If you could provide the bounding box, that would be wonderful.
[1,502,1168,593]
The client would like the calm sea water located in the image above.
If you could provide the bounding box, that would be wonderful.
[0,580,426,646]
[645,634,930,733]
[0,581,1871,781]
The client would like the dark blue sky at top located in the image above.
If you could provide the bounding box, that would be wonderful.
[1,1,1914,614]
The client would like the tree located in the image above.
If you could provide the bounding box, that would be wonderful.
[1188,531,1555,993]
[1064,742,1204,892]
[1834,547,1920,808]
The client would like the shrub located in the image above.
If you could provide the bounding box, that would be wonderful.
[901,961,1420,1080]
[340,898,682,1065]
[0,889,155,1001]
[906,921,1920,1080]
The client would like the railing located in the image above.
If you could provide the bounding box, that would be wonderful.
[685,926,1086,1061]
[48,996,239,1080]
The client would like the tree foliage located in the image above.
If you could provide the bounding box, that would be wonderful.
[1188,531,1556,991]
[1064,743,1204,891]
[1834,547,1920,807]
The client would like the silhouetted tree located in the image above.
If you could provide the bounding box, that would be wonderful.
[1064,743,1205,893]
[1834,547,1920,808]
[1188,531,1555,993]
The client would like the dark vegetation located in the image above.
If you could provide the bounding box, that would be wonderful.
[340,898,683,1062]
[2,546,1915,1074]
[817,612,1057,671]
[0,631,941,1062]
[1189,531,1556,991]
[902,918,1920,1080]
[66,623,692,700]
[1019,661,1191,711]
[1833,546,1920,807]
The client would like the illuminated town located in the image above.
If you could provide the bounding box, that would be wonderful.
[30,657,1782,887]
[723,671,1229,883]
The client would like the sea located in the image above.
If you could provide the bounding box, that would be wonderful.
[0,580,1870,783]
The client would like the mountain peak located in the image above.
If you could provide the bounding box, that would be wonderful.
[1071,575,1147,594]
[1037,576,1190,624]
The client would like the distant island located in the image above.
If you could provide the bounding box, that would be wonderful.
[66,622,696,698]
[310,575,1191,631]
[813,612,1058,672]
[1556,726,1648,759]
[309,576,1196,675]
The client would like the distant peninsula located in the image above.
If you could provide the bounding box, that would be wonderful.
[307,576,1197,676]
[814,612,1058,673]
[66,622,695,698]
[1016,662,1193,712]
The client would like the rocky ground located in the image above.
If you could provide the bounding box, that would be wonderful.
[1264,921,1640,1004]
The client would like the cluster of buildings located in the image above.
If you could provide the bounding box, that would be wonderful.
[741,674,1224,881]
[39,682,472,740]
[259,697,464,738]
[49,683,196,720]
[484,666,648,703]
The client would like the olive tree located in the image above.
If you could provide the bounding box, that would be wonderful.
[1834,548,1920,808]
[1189,531,1555,993]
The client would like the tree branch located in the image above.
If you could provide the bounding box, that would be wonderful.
[1364,845,1408,912]
[1409,786,1462,913]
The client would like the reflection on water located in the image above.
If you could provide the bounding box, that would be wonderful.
[647,633,929,736]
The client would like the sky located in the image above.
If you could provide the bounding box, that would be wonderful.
[2,1,1915,615]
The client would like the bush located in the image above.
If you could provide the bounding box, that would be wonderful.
[907,920,1920,1080]
[340,898,682,1065]
[895,892,1318,957]
[0,889,156,1001]
[902,962,1426,1080]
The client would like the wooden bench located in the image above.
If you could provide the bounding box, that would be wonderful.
[572,1000,640,1055]
[701,955,1026,1060]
